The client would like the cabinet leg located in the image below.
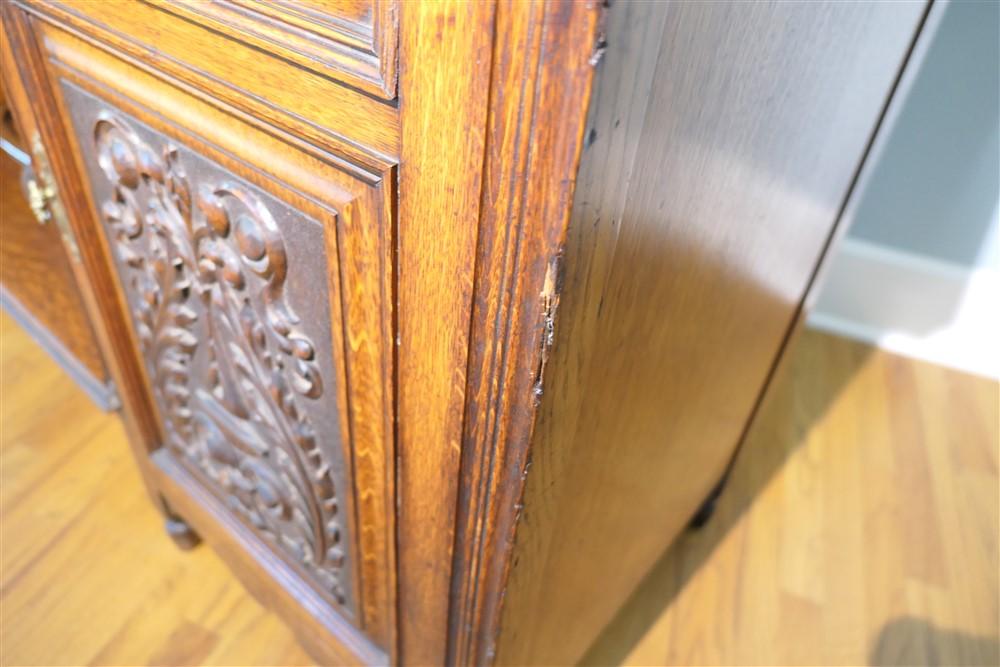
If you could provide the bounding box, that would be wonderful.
[687,474,729,530]
[164,514,201,550]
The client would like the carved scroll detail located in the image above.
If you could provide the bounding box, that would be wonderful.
[94,114,348,604]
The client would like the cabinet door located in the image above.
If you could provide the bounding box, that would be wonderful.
[0,65,115,409]
[2,2,397,662]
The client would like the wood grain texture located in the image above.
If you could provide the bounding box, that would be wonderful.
[496,2,928,664]
[584,329,999,667]
[148,0,399,99]
[0,25,111,400]
[2,0,166,504]
[449,1,602,664]
[0,138,106,380]
[18,0,400,165]
[76,97,357,611]
[5,1,398,659]
[394,1,496,663]
[3,3,952,664]
[48,21,397,659]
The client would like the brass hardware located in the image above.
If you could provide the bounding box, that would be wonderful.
[29,133,80,262]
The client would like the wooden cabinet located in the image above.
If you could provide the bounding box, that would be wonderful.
[0,1,931,664]
[0,64,115,408]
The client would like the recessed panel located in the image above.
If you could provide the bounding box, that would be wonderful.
[60,80,356,615]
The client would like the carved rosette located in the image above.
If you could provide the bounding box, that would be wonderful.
[93,114,348,605]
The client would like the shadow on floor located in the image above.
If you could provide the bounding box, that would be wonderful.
[870,617,1000,667]
[581,327,874,665]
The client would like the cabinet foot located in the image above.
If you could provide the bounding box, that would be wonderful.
[688,475,728,530]
[165,515,201,550]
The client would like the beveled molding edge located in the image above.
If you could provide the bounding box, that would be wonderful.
[146,0,399,100]
[14,0,399,174]
[448,1,605,665]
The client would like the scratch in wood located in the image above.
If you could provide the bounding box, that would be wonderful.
[532,252,563,406]
[589,5,609,67]
[588,38,607,67]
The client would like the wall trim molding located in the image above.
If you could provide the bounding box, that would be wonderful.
[808,237,999,379]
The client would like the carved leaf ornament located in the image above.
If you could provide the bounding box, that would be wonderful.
[95,113,348,604]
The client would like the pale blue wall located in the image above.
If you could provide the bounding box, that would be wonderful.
[847,0,999,269]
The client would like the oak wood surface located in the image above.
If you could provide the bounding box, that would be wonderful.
[4,1,399,659]
[4,312,996,666]
[146,0,399,99]
[45,20,396,663]
[2,2,961,664]
[0,28,110,400]
[20,0,400,164]
[496,2,929,664]
[3,1,605,661]
[2,0,167,506]
[449,1,601,663]
[0,134,106,381]
[394,2,496,663]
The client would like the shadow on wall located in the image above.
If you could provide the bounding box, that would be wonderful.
[870,617,1000,667]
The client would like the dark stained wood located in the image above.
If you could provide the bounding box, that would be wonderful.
[48,19,397,660]
[73,94,358,611]
[495,2,928,665]
[150,448,386,665]
[37,26,400,626]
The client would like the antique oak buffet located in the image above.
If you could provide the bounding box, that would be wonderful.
[0,1,932,664]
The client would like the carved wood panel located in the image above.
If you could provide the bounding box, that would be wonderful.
[60,81,357,613]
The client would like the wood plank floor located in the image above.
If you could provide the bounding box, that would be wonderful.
[1,309,997,666]
[585,326,999,667]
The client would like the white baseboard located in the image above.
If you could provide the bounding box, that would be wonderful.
[807,237,999,379]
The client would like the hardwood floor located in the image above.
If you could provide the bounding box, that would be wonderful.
[1,309,997,666]
[0,311,312,667]
[585,327,999,667]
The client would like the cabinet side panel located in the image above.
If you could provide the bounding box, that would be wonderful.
[497,2,927,664]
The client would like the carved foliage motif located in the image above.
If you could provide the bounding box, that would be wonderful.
[93,113,349,605]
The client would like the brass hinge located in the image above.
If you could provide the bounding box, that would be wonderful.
[28,133,80,262]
